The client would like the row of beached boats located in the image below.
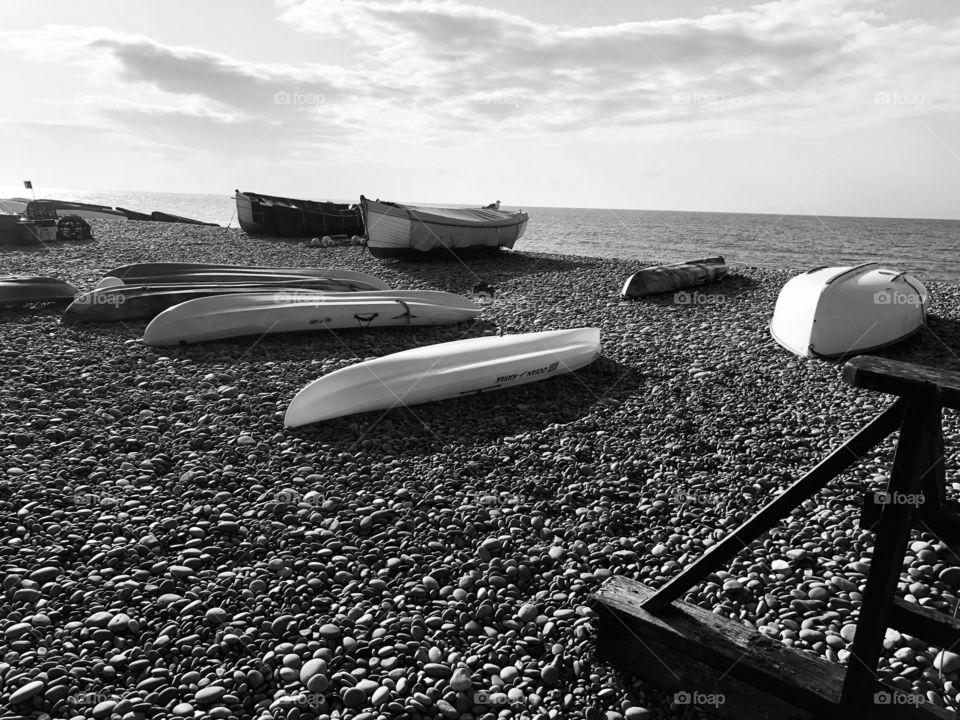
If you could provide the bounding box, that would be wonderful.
[0,265,598,426]
[235,191,529,259]
[0,255,929,424]
[0,198,217,226]
[0,191,530,258]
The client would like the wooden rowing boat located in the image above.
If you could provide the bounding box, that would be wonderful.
[235,190,364,238]
[620,257,728,299]
[361,196,528,259]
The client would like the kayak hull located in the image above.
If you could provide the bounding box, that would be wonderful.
[285,327,601,426]
[99,263,389,291]
[142,290,480,346]
[62,280,346,324]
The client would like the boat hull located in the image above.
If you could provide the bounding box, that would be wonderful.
[0,276,77,306]
[621,257,728,298]
[236,191,364,238]
[142,290,480,346]
[284,327,601,426]
[0,198,128,221]
[62,280,347,324]
[770,263,928,358]
[98,263,390,291]
[361,197,528,259]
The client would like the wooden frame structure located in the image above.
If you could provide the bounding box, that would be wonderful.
[593,356,960,719]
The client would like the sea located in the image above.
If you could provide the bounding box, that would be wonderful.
[5,188,958,284]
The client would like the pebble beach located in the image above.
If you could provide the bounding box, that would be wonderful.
[4,221,960,720]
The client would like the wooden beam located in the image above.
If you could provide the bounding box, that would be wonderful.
[641,400,904,612]
[890,598,960,648]
[843,356,960,410]
[594,576,954,720]
[842,398,942,709]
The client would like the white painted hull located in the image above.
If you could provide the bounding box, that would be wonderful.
[770,263,928,358]
[143,290,480,346]
[284,327,601,426]
[362,198,528,258]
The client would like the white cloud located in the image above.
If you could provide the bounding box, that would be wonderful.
[1,2,957,179]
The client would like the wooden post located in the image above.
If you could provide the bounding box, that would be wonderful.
[841,396,942,709]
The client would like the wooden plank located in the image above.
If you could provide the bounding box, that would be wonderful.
[642,401,904,611]
[842,399,942,709]
[843,356,960,409]
[594,576,955,720]
[890,598,960,647]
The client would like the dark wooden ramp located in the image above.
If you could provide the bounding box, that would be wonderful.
[593,356,960,720]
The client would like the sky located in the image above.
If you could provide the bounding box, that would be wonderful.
[0,0,958,218]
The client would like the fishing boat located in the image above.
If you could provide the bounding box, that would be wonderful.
[235,190,364,238]
[770,263,928,359]
[142,290,480,346]
[620,256,728,299]
[285,327,600,426]
[97,263,389,292]
[360,196,528,258]
[0,276,77,306]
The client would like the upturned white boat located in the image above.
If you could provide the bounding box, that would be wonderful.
[770,263,928,358]
[142,290,480,346]
[361,196,528,258]
[284,327,601,426]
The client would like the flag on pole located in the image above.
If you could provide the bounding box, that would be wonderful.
[23,180,32,189]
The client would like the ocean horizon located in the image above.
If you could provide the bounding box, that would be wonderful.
[2,186,957,284]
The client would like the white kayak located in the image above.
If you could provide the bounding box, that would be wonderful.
[770,263,928,358]
[142,290,480,346]
[284,327,601,426]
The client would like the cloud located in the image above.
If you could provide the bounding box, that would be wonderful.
[1,0,958,162]
[277,0,960,135]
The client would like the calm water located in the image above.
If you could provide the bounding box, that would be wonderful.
[8,189,959,284]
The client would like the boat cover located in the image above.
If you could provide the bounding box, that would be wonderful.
[405,205,526,228]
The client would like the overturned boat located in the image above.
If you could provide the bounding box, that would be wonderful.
[285,327,600,426]
[770,263,928,359]
[235,190,364,238]
[0,276,77,306]
[96,262,389,292]
[62,280,349,324]
[360,196,528,259]
[142,290,480,346]
[621,256,728,299]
